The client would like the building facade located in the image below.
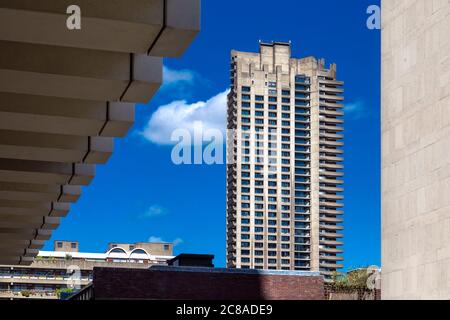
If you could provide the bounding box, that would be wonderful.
[226,42,344,278]
[382,0,450,299]
[0,240,173,299]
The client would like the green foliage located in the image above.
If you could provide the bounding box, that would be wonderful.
[329,268,371,292]
[21,290,32,297]
[56,287,74,298]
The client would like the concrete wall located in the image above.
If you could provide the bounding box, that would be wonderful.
[382,0,450,299]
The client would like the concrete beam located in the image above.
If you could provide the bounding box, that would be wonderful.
[0,239,44,251]
[149,0,201,57]
[0,215,60,230]
[0,182,81,203]
[0,92,134,137]
[0,0,200,56]
[0,199,70,217]
[0,41,162,103]
[0,158,95,185]
[0,257,20,265]
[0,228,52,240]
[0,130,113,164]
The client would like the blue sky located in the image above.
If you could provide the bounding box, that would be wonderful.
[46,0,381,269]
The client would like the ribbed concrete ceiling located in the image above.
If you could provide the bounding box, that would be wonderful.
[0,0,200,265]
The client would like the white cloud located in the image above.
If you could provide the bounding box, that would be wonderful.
[139,205,167,219]
[148,236,163,242]
[344,101,368,119]
[148,236,184,247]
[141,89,229,145]
[173,238,184,246]
[163,66,195,87]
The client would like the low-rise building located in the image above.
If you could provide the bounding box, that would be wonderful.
[0,240,174,299]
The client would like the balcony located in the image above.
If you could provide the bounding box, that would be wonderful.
[320,231,344,239]
[319,125,344,132]
[319,163,344,170]
[320,140,344,148]
[319,109,344,117]
[319,201,344,208]
[320,240,344,246]
[320,102,344,108]
[319,155,344,163]
[319,94,345,102]
[319,209,344,215]
[319,79,344,86]
[319,170,344,178]
[320,247,344,254]
[318,86,344,94]
[320,216,344,223]
[319,116,344,124]
[320,186,344,192]
[319,262,344,269]
[320,223,344,231]
[320,193,344,200]
[320,132,344,139]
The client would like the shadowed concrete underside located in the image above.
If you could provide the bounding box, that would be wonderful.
[0,0,200,265]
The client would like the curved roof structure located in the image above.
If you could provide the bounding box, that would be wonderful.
[0,0,200,265]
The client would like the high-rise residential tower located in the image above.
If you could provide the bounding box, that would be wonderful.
[226,42,344,278]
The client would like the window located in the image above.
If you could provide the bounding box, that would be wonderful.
[242,86,250,92]
[255,95,264,101]
[57,242,63,248]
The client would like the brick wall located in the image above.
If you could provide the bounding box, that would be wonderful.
[92,267,324,300]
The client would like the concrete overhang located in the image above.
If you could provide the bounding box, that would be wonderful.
[0,0,200,265]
